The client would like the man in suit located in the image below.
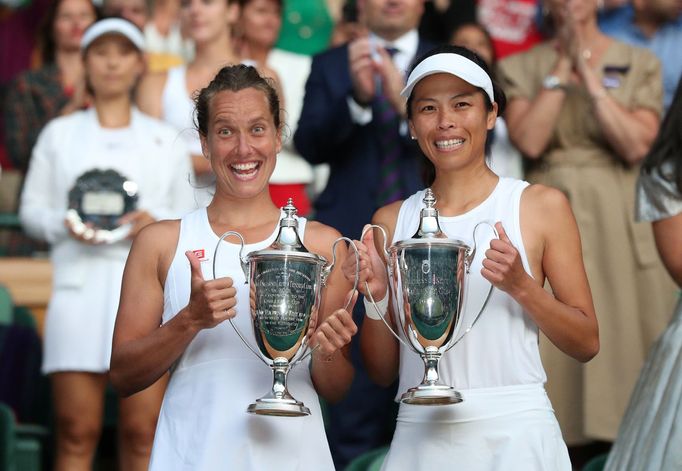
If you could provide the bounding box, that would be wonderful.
[294,1,431,468]
[295,0,430,240]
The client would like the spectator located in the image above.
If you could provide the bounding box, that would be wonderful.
[604,75,682,471]
[419,0,477,43]
[136,0,241,208]
[599,0,682,109]
[499,0,677,446]
[19,18,194,470]
[4,0,98,171]
[294,0,432,467]
[477,0,544,59]
[102,0,147,28]
[234,0,315,215]
[275,0,343,56]
[450,21,523,179]
[144,0,195,70]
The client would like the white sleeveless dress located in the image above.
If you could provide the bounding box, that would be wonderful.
[380,178,571,471]
[161,66,214,208]
[149,208,334,470]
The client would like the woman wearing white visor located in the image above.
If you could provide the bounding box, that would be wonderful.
[344,45,599,470]
[19,18,194,470]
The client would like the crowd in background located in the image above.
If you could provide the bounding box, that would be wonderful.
[1,0,681,470]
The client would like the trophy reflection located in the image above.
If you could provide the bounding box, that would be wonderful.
[364,188,496,405]
[213,199,358,416]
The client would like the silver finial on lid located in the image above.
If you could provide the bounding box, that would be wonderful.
[413,188,446,239]
[271,198,307,251]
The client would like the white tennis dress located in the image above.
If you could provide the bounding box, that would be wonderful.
[19,108,194,374]
[149,208,335,470]
[380,178,571,471]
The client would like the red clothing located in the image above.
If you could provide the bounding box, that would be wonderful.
[478,0,544,59]
[269,183,311,217]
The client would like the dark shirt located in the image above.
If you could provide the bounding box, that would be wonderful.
[4,63,70,171]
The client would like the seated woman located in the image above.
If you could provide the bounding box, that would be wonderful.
[19,18,195,470]
[345,44,599,470]
[110,64,358,470]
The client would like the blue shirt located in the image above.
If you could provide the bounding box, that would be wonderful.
[599,5,682,109]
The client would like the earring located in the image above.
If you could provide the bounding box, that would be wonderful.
[410,135,417,140]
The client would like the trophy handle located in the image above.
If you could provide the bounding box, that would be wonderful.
[360,225,412,350]
[296,237,361,365]
[212,231,268,366]
[320,237,360,308]
[447,221,498,350]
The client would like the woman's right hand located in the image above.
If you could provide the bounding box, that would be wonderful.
[343,225,388,301]
[185,250,237,330]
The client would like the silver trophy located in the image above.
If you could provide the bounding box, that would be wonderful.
[213,199,359,417]
[364,188,496,405]
[66,169,139,244]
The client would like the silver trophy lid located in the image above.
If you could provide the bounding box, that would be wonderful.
[412,188,447,239]
[271,198,307,251]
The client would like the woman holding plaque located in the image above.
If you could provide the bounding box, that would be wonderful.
[344,45,599,470]
[19,18,194,470]
[110,64,359,470]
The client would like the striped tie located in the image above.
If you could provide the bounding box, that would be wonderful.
[376,47,402,206]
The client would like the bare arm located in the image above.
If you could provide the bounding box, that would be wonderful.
[110,221,237,396]
[135,72,167,118]
[578,60,659,165]
[481,185,599,362]
[351,203,402,387]
[652,213,682,287]
[306,222,358,403]
[505,56,572,159]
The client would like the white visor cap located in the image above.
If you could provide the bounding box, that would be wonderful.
[400,53,494,104]
[81,18,146,52]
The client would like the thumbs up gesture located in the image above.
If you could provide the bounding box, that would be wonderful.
[185,250,238,330]
[481,222,529,295]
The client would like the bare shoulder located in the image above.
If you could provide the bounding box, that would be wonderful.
[136,71,168,116]
[130,219,181,278]
[521,183,572,218]
[371,200,403,242]
[304,220,343,260]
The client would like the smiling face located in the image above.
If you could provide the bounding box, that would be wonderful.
[53,0,97,53]
[239,0,281,50]
[360,0,423,41]
[200,88,282,199]
[180,0,238,44]
[85,34,144,99]
[408,73,497,174]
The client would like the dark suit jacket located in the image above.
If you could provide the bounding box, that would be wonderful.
[294,39,434,239]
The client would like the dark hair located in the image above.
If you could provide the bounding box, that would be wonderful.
[642,77,682,194]
[236,0,282,7]
[450,22,498,70]
[195,64,282,137]
[405,44,507,185]
[39,0,100,64]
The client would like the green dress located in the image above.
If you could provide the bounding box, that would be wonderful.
[276,0,334,56]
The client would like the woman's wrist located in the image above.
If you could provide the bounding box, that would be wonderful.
[363,287,389,320]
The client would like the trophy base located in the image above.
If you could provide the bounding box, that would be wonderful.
[401,385,463,405]
[247,398,311,417]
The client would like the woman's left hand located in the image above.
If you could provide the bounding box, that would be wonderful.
[313,291,359,362]
[119,210,156,239]
[481,222,531,296]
